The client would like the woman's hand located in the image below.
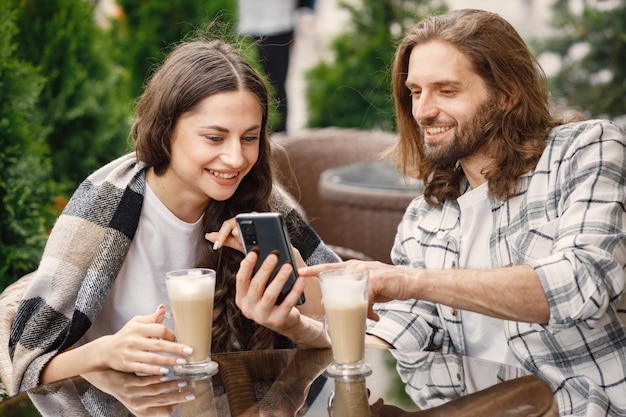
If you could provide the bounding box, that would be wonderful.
[235,251,328,348]
[204,215,306,265]
[82,370,194,417]
[41,305,194,384]
[98,304,194,376]
[205,217,244,252]
[235,251,305,333]
[211,215,325,321]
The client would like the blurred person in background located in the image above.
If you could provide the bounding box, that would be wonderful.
[237,0,316,133]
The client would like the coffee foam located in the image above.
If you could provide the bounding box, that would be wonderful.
[167,277,215,301]
[321,279,366,308]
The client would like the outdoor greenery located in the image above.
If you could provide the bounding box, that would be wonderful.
[0,0,56,288]
[305,0,626,130]
[0,0,239,288]
[304,0,446,130]
[13,0,133,194]
[113,0,237,99]
[535,0,626,124]
[109,0,274,126]
[1,0,626,292]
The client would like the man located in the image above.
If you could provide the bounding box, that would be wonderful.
[236,8,626,416]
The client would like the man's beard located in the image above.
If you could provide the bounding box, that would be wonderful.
[420,99,498,167]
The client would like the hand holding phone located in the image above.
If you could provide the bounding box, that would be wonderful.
[235,212,305,305]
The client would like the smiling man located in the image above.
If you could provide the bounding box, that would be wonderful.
[290,8,626,416]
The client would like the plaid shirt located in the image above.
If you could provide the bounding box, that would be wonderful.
[368,120,626,416]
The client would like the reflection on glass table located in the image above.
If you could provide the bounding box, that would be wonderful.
[0,348,557,416]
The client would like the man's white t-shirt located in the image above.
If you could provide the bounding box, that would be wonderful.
[457,182,519,371]
[82,182,203,343]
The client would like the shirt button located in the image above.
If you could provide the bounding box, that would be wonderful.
[450,308,457,316]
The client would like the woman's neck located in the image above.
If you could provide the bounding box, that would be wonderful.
[146,167,207,223]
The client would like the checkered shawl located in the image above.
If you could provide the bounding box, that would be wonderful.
[9,152,339,394]
[368,120,626,416]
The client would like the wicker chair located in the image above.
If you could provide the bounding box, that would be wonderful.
[271,127,417,263]
[0,272,34,396]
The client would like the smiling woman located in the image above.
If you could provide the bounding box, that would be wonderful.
[151,89,263,219]
[7,36,340,395]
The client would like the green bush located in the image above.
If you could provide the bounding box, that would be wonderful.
[13,0,133,195]
[113,0,237,99]
[1,0,245,288]
[304,0,446,130]
[110,0,287,130]
[535,0,626,123]
[0,0,56,288]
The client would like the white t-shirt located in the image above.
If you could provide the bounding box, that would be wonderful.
[81,182,203,343]
[457,182,518,369]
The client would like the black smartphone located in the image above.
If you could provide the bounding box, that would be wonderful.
[235,212,305,305]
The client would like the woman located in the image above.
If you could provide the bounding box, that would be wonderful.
[9,36,338,394]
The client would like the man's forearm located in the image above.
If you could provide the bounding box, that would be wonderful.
[418,264,550,324]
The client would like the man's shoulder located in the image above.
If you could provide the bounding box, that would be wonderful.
[400,194,449,231]
[546,119,624,152]
[404,194,434,213]
[549,119,622,140]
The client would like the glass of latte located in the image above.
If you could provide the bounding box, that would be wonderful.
[165,268,218,377]
[319,268,372,377]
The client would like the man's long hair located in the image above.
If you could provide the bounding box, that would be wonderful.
[388,9,580,207]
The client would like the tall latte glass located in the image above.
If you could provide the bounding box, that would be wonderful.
[165,268,218,376]
[319,268,372,377]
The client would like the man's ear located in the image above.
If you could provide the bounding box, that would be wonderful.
[497,89,520,111]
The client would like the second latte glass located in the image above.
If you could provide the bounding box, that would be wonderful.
[319,268,372,377]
